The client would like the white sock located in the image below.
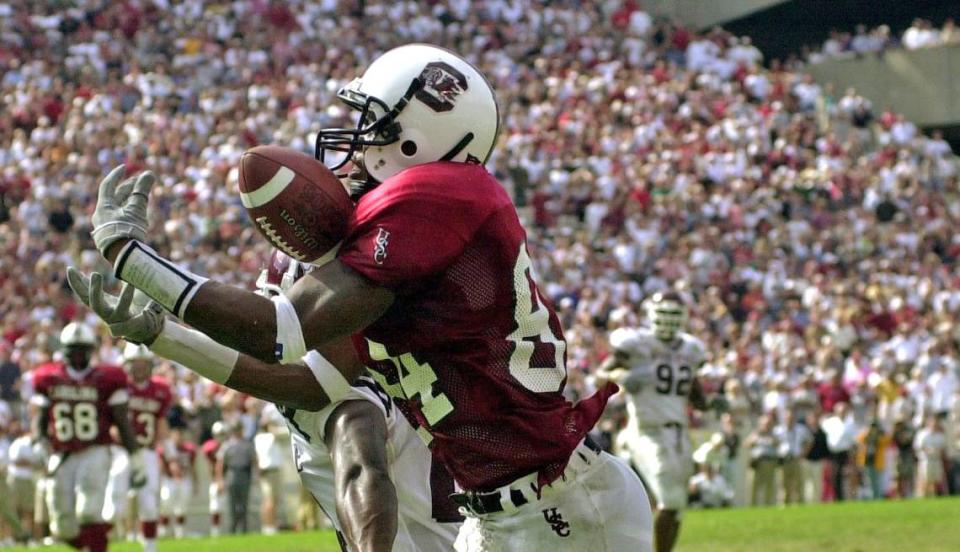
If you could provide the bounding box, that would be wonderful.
[143,538,157,552]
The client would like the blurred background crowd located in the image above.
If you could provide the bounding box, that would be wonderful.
[1,0,959,542]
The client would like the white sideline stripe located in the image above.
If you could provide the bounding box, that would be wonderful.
[241,166,295,208]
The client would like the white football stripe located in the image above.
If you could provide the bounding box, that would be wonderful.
[241,166,295,208]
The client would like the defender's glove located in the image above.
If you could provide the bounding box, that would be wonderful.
[67,268,165,345]
[129,450,147,489]
[91,165,155,257]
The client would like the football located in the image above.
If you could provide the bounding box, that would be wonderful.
[238,145,354,264]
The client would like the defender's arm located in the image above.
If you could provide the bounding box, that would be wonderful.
[150,327,364,412]
[325,400,398,552]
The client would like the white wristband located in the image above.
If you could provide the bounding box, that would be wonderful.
[302,350,351,404]
[149,320,239,384]
[114,241,209,319]
[272,294,307,363]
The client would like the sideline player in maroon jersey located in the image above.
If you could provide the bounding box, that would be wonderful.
[123,344,172,552]
[158,429,197,539]
[31,323,145,552]
[201,421,226,537]
[70,44,653,550]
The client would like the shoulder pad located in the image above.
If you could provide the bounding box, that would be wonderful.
[608,327,641,353]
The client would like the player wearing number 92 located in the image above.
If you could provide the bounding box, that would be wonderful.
[30,323,146,552]
[70,43,653,552]
[599,291,709,552]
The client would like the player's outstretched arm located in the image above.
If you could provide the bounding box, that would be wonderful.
[325,400,398,552]
[103,238,392,363]
[184,259,394,361]
[67,268,364,411]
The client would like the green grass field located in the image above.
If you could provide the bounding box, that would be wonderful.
[13,497,960,551]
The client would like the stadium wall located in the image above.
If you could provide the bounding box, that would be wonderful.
[642,0,788,29]
[805,44,960,128]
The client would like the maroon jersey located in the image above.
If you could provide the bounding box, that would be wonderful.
[159,442,197,478]
[33,362,129,453]
[128,377,173,448]
[339,162,617,491]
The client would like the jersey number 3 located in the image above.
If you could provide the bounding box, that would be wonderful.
[508,244,566,393]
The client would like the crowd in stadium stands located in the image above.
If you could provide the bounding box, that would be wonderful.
[0,0,959,543]
[808,17,960,62]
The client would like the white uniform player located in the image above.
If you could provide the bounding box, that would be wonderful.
[602,292,707,552]
[281,377,460,552]
[261,250,460,552]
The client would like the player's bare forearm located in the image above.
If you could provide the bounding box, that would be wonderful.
[184,281,279,362]
[181,260,392,363]
[33,407,50,442]
[227,355,332,411]
[689,378,708,411]
[327,401,398,552]
[288,260,395,349]
[224,337,365,410]
[111,403,140,453]
[104,239,131,264]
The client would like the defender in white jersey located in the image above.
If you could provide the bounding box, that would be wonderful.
[257,250,460,551]
[600,292,708,552]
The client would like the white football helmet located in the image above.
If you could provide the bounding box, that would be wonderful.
[316,43,500,186]
[122,343,154,363]
[211,421,227,440]
[60,322,96,349]
[646,291,688,342]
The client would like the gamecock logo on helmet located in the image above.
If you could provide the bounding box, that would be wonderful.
[415,61,468,113]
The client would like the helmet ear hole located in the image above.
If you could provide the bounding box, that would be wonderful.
[400,140,418,157]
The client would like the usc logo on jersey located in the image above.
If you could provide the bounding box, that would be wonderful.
[373,227,391,265]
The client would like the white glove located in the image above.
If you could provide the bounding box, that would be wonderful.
[67,268,165,345]
[129,450,147,489]
[47,453,64,476]
[91,165,156,256]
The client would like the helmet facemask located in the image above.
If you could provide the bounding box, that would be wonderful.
[647,293,688,342]
[65,344,94,372]
[315,79,422,197]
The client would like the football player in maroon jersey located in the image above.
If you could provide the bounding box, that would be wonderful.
[123,344,172,552]
[200,421,227,537]
[71,44,652,551]
[157,428,197,539]
[31,323,145,552]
